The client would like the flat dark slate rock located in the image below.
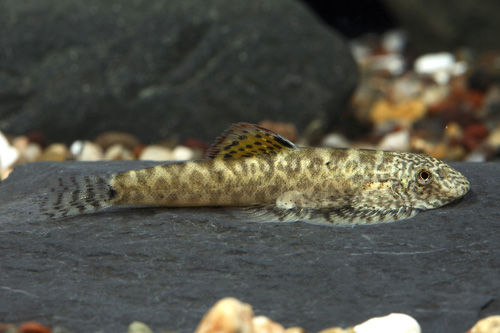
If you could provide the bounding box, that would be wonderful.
[0,161,498,332]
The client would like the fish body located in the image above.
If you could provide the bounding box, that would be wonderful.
[39,123,470,225]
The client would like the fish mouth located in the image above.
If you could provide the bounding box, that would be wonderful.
[454,182,470,198]
[442,194,467,209]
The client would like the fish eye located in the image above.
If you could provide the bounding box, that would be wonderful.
[417,170,433,185]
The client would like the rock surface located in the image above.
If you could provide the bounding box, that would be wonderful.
[0,161,499,332]
[0,0,357,144]
[382,0,500,51]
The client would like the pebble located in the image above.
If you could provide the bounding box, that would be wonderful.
[172,145,194,161]
[139,145,173,161]
[486,126,500,149]
[444,122,464,140]
[446,145,468,161]
[0,168,13,181]
[195,297,253,333]
[21,143,43,163]
[353,313,420,333]
[321,133,350,148]
[127,321,153,333]
[427,142,448,160]
[468,315,500,333]
[415,52,455,75]
[75,141,103,161]
[370,99,426,126]
[104,144,134,160]
[463,123,489,151]
[0,323,17,333]
[465,149,489,162]
[18,321,51,333]
[414,52,467,84]
[378,130,410,152]
[38,143,70,162]
[259,120,298,142]
[69,140,84,157]
[252,316,285,333]
[0,131,19,171]
[94,131,141,151]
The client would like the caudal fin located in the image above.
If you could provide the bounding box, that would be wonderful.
[38,174,115,219]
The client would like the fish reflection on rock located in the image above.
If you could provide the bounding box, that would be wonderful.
[39,123,470,225]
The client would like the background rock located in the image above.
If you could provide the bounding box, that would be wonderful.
[0,161,498,332]
[382,0,500,52]
[0,0,357,144]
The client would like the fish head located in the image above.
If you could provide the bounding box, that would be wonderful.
[402,153,470,209]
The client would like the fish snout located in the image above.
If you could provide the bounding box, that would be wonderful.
[450,173,470,199]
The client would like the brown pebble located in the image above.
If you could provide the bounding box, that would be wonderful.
[258,120,298,142]
[18,321,51,333]
[463,123,489,151]
[94,131,141,151]
[183,137,210,152]
[26,131,46,148]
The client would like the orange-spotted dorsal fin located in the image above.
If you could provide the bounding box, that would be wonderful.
[205,122,297,159]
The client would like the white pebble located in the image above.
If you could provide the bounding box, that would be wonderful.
[354,313,421,333]
[321,133,350,148]
[172,145,194,161]
[139,145,173,161]
[415,52,455,75]
[465,149,488,162]
[70,140,84,157]
[78,141,103,161]
[414,52,467,85]
[378,130,410,152]
[0,131,19,170]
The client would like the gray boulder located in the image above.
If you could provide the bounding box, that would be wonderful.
[0,0,357,144]
[382,0,500,51]
[0,161,498,332]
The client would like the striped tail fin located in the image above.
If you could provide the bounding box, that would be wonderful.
[38,174,116,219]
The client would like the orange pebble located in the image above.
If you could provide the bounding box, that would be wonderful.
[18,321,51,333]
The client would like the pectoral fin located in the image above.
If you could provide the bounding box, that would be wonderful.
[233,204,419,226]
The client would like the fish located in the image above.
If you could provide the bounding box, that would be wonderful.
[38,122,470,225]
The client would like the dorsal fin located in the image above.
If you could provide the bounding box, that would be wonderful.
[205,122,297,159]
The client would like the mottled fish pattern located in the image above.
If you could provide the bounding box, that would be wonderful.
[39,123,470,225]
